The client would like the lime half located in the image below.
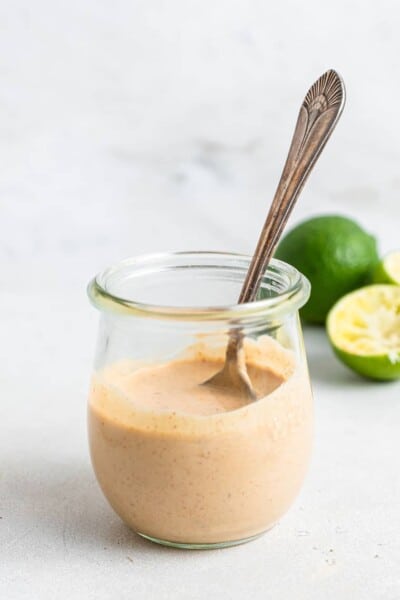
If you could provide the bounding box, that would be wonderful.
[327,285,400,380]
[372,251,400,284]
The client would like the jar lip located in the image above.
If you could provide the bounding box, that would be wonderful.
[87,251,310,322]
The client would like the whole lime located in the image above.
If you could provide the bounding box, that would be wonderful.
[274,215,378,324]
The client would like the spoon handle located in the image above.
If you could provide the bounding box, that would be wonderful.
[238,69,346,304]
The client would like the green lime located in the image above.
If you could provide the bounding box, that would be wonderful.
[327,285,400,380]
[274,215,378,324]
[372,251,400,284]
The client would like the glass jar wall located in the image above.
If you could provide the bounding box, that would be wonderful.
[87,252,312,549]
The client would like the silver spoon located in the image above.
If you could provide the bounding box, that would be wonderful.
[203,69,346,400]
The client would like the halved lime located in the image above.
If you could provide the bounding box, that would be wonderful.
[327,285,400,380]
[372,251,400,284]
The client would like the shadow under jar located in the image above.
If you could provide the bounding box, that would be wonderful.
[87,251,313,549]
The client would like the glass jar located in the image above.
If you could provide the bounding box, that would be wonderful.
[87,251,312,549]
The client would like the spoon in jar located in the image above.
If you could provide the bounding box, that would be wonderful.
[203,69,346,400]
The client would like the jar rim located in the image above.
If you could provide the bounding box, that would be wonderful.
[87,251,310,322]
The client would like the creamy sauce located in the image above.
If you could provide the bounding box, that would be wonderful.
[88,337,313,544]
[102,356,284,416]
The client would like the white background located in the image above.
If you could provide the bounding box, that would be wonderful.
[1,2,400,598]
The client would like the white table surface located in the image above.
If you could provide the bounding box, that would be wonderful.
[1,2,400,598]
